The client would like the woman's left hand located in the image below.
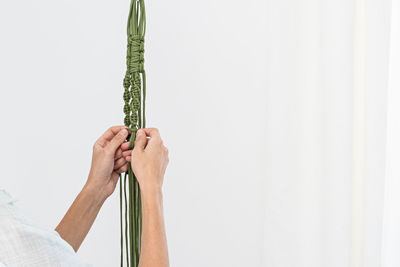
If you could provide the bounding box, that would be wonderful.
[85,125,130,199]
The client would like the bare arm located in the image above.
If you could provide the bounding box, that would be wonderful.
[55,185,106,251]
[55,126,170,266]
[56,126,129,251]
[122,128,170,267]
[140,189,169,267]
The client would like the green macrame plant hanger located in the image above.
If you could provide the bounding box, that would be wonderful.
[120,0,146,266]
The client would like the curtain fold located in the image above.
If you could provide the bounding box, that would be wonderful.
[262,1,391,266]
[382,0,400,266]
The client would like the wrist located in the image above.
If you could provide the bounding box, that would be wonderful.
[82,183,108,205]
[137,174,163,193]
[140,185,163,203]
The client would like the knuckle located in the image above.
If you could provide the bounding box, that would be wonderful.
[153,138,162,145]
[149,128,160,135]
[93,144,104,153]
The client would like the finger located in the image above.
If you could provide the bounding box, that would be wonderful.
[116,164,128,174]
[121,142,131,151]
[141,128,163,147]
[114,157,127,170]
[107,129,129,153]
[96,126,128,148]
[115,148,123,159]
[122,150,132,157]
[133,129,148,151]
[125,156,132,162]
[141,128,161,139]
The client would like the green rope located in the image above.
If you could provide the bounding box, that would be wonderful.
[124,173,130,267]
[120,0,146,266]
[120,174,123,267]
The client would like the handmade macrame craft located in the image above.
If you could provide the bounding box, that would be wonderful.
[119,0,146,266]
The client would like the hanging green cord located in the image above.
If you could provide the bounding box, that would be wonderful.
[124,173,130,267]
[120,0,146,266]
[120,174,123,266]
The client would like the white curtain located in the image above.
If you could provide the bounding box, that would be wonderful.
[382,0,400,266]
[262,0,391,267]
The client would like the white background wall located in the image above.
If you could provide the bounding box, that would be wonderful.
[0,0,268,266]
[0,1,397,267]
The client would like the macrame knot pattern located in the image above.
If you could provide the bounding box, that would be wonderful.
[123,35,144,135]
[127,35,144,73]
[120,1,146,266]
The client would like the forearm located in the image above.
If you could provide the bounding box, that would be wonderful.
[55,185,106,251]
[139,187,169,267]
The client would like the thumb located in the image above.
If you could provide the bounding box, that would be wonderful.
[133,129,147,151]
[108,129,129,152]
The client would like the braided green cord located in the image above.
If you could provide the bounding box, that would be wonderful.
[120,0,146,266]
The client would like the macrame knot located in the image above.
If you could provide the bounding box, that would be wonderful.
[127,35,144,73]
[123,74,131,89]
[123,103,130,114]
[123,91,130,102]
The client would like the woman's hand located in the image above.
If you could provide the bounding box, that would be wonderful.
[121,128,169,192]
[56,126,130,251]
[58,126,170,261]
[121,128,170,267]
[85,125,130,199]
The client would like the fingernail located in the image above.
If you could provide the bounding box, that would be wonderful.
[120,129,128,136]
[137,130,144,136]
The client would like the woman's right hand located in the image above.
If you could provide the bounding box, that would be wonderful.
[122,128,170,267]
[121,128,169,192]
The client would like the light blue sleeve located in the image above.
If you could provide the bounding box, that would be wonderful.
[0,189,92,267]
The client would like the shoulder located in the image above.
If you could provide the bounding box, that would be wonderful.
[0,189,16,206]
[0,191,90,267]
